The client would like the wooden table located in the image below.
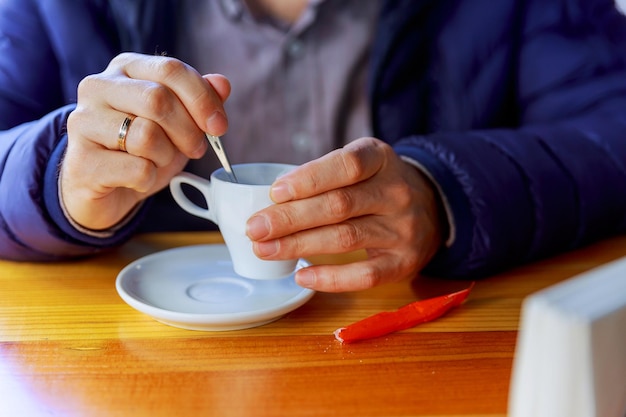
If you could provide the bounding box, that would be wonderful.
[1,232,625,417]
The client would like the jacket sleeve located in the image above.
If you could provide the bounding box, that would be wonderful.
[0,0,143,261]
[0,107,147,261]
[393,0,626,278]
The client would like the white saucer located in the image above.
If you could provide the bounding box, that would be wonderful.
[115,244,314,331]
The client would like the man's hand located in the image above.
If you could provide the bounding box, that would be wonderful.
[246,137,445,292]
[62,52,230,230]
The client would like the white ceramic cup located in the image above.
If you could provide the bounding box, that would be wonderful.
[169,163,298,280]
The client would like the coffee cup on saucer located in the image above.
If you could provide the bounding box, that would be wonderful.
[169,163,298,280]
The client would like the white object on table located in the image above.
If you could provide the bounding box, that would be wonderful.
[509,256,626,417]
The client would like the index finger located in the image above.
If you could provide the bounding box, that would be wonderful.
[115,53,228,136]
[270,137,389,203]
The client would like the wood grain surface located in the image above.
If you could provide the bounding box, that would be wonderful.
[1,232,625,417]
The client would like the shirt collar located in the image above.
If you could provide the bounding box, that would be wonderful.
[219,0,326,23]
[219,0,245,20]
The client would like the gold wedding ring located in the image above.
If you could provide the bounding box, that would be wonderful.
[117,115,136,152]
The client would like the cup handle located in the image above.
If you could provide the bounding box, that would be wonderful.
[169,172,215,222]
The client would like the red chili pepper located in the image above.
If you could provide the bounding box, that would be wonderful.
[334,283,475,344]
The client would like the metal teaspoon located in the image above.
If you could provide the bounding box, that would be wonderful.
[206,133,238,183]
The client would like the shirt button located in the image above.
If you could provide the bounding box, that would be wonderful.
[292,132,310,152]
[286,38,304,59]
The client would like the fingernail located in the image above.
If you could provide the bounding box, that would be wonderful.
[271,181,293,203]
[206,110,228,136]
[296,269,315,288]
[246,215,270,239]
[255,240,278,257]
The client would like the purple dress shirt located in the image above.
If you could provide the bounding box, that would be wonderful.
[176,0,379,175]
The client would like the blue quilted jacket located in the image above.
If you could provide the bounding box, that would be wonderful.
[1,0,626,278]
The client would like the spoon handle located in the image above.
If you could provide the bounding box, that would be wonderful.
[206,133,238,183]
